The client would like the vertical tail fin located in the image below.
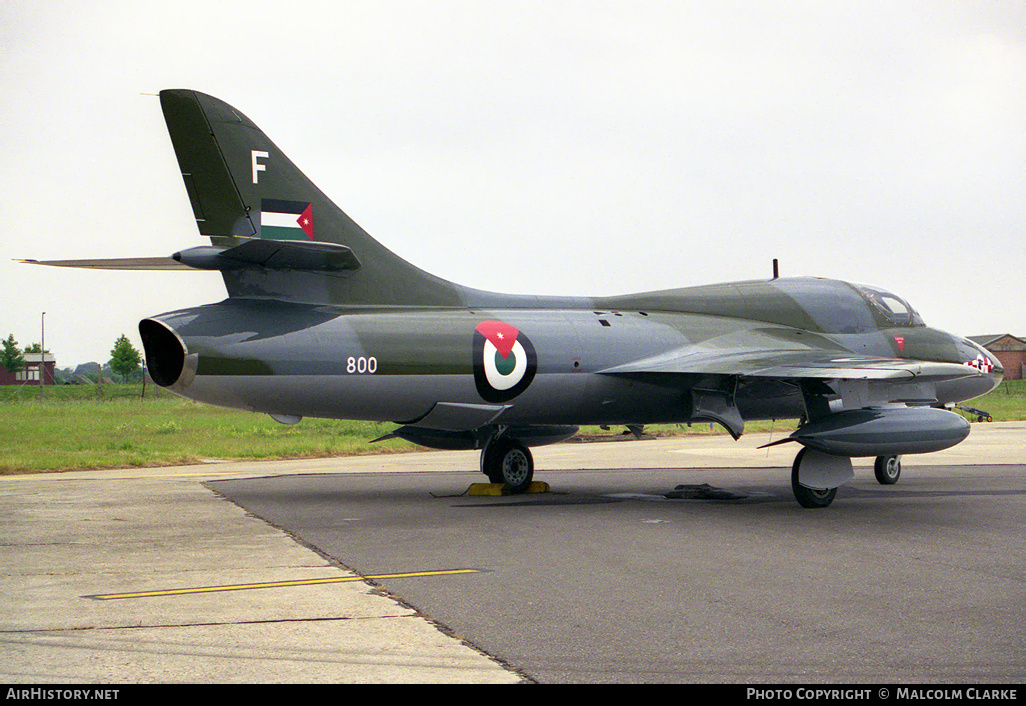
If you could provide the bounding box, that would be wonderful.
[160,89,462,306]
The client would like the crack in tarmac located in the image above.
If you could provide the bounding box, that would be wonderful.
[0,613,420,633]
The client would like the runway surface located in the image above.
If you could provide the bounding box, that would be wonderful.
[2,423,1023,683]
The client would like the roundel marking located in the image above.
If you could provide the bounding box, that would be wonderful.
[473,320,537,403]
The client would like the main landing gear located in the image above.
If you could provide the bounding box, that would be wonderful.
[790,448,838,509]
[481,437,534,494]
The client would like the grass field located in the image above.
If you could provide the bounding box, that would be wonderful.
[1,379,1022,474]
[0,384,415,473]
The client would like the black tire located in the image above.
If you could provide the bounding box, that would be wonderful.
[483,438,534,493]
[482,440,503,484]
[791,447,837,509]
[874,455,901,485]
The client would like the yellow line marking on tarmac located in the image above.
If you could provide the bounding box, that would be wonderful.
[87,569,482,600]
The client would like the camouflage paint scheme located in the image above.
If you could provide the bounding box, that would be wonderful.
[31,91,1004,506]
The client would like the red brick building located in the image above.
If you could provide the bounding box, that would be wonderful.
[0,353,56,385]
[970,335,1025,381]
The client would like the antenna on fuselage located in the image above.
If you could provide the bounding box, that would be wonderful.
[772,258,779,280]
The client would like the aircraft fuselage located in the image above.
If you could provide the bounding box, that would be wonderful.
[141,277,1001,440]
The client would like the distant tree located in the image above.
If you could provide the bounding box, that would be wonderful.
[109,334,142,382]
[2,334,24,374]
[24,343,50,354]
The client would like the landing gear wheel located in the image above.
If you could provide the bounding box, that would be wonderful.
[483,438,534,494]
[791,447,837,509]
[874,455,902,485]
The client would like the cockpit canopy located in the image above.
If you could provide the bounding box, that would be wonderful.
[853,284,925,327]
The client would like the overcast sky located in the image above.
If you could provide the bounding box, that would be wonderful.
[2,1,1023,367]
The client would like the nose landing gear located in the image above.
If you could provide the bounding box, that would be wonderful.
[874,455,902,485]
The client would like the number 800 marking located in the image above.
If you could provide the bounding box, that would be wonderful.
[346,356,377,374]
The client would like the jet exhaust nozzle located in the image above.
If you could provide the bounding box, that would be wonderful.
[791,407,970,457]
[139,318,192,388]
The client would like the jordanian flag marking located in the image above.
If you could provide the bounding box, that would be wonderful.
[261,199,313,240]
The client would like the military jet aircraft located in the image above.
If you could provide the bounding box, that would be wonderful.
[25,90,1003,507]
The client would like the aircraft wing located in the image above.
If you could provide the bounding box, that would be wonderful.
[598,346,976,382]
[598,343,977,440]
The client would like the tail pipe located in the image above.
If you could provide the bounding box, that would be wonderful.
[139,318,194,388]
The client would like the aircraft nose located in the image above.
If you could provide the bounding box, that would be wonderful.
[970,340,1001,373]
[958,336,1003,385]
